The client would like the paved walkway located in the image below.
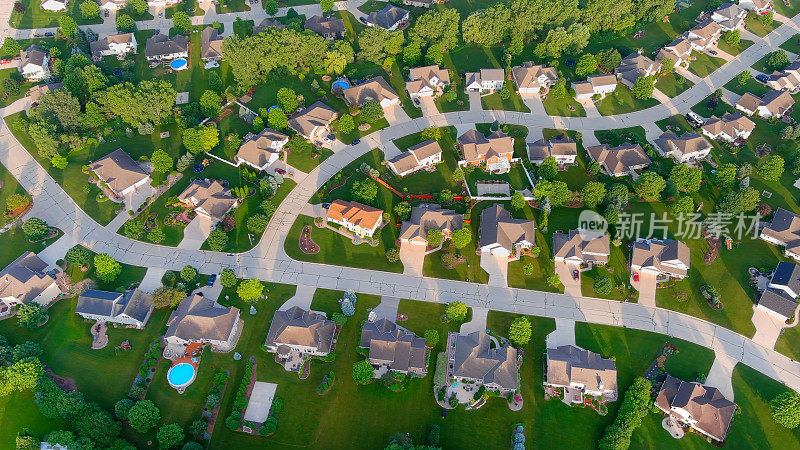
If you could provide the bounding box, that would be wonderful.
[372,296,400,321]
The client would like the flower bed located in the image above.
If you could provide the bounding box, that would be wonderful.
[226,358,256,433]
[316,371,335,395]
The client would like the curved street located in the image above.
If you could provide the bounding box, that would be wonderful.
[2,1,800,394]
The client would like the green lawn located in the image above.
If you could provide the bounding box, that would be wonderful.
[215,0,250,14]
[596,85,659,116]
[9,0,102,29]
[286,146,333,173]
[654,72,693,98]
[655,114,696,133]
[0,68,35,108]
[543,95,586,117]
[688,51,726,78]
[357,0,386,13]
[481,92,530,112]
[724,73,771,96]
[780,33,800,55]
[751,51,786,74]
[691,93,735,118]
[718,37,754,56]
[744,12,779,37]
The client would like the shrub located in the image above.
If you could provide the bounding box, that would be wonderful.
[22,218,49,241]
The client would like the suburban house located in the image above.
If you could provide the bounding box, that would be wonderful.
[545,345,618,404]
[164,294,242,352]
[406,65,450,99]
[90,33,137,61]
[75,289,154,328]
[615,53,661,88]
[735,90,795,118]
[757,261,800,321]
[760,208,800,261]
[586,143,651,177]
[457,129,515,172]
[653,131,713,163]
[446,330,519,395]
[739,0,774,15]
[99,0,127,11]
[571,74,618,100]
[288,101,338,141]
[700,113,755,142]
[656,375,736,443]
[177,179,239,222]
[145,34,189,64]
[89,148,150,198]
[264,306,336,368]
[18,45,50,81]
[234,127,289,171]
[342,77,400,109]
[0,252,59,317]
[464,68,505,93]
[711,3,747,31]
[656,38,693,67]
[631,239,691,280]
[386,140,442,177]
[767,59,800,92]
[27,82,61,107]
[360,318,428,376]
[527,136,578,166]
[365,5,410,31]
[685,19,723,51]
[399,204,463,247]
[552,230,611,267]
[253,18,286,34]
[40,0,67,11]
[325,200,383,238]
[479,204,536,258]
[304,15,345,40]
[511,62,558,94]
[403,0,439,6]
[200,26,224,63]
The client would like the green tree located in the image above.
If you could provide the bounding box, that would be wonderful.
[16,304,47,329]
[320,0,334,12]
[717,187,760,214]
[631,76,655,99]
[634,171,666,200]
[182,125,219,154]
[22,218,49,241]
[247,214,270,234]
[597,48,622,73]
[124,220,144,239]
[581,181,606,208]
[127,0,148,15]
[264,0,278,15]
[336,114,355,135]
[199,90,221,118]
[351,179,378,203]
[760,155,785,181]
[575,53,597,77]
[220,268,237,288]
[713,163,737,188]
[59,16,77,38]
[150,149,173,173]
[409,8,459,50]
[116,13,136,32]
[359,100,383,123]
[30,89,82,130]
[50,154,68,169]
[277,87,299,112]
[423,329,439,347]
[533,180,569,207]
[669,164,702,193]
[767,49,790,71]
[80,0,99,18]
[771,391,800,429]
[450,227,472,249]
[66,246,92,266]
[352,360,375,385]
[206,229,227,251]
[508,316,532,346]
[180,266,197,283]
[426,228,444,247]
[114,398,135,420]
[549,78,567,99]
[724,29,741,49]
[73,404,121,446]
[538,157,558,180]
[510,192,526,210]
[462,5,511,47]
[127,400,161,433]
[268,107,287,130]
[445,301,468,322]
[172,11,192,33]
[151,287,185,309]
[670,196,694,218]
[393,201,412,221]
[156,423,184,450]
[1,38,21,58]
[5,193,29,212]
[237,279,263,302]
[94,253,122,282]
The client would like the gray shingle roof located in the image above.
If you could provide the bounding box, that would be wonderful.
[360,318,427,373]
[451,331,519,390]
[145,34,188,59]
[366,5,409,29]
[265,306,336,353]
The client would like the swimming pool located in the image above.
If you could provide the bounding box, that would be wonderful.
[170,58,188,71]
[167,363,196,389]
[332,79,350,91]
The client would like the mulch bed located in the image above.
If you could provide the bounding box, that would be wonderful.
[204,369,230,438]
[299,225,320,254]
[45,365,77,392]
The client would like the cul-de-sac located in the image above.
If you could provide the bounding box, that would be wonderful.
[3,0,800,448]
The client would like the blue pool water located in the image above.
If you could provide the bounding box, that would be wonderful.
[332,80,350,91]
[167,363,195,387]
[170,58,188,70]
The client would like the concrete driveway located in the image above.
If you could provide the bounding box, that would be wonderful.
[480,252,509,287]
[384,104,411,124]
[460,306,488,334]
[751,307,790,348]
[520,93,547,115]
[177,217,213,250]
[418,96,439,116]
[632,271,658,307]
[705,352,737,400]
[546,318,576,348]
[467,91,482,112]
[372,296,400,321]
[555,261,582,298]
[279,284,316,311]
[399,243,426,277]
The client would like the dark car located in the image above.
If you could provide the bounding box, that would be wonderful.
[359,17,367,24]
[572,270,579,280]
[322,202,331,209]
[351,138,361,146]
[207,274,217,287]
[755,73,770,83]
[44,32,55,37]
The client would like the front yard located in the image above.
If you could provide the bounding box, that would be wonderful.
[654,73,693,98]
[596,85,659,116]
[688,51,727,78]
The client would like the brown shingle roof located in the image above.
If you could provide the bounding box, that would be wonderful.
[399,204,463,243]
[342,76,399,106]
[235,128,288,168]
[631,239,690,277]
[177,179,237,221]
[287,101,338,138]
[89,148,149,195]
[165,294,240,343]
[586,143,651,176]
[656,375,736,442]
[511,62,557,90]
[458,129,514,163]
[0,252,55,304]
[552,230,610,263]
[326,200,383,229]
[265,306,336,353]
[546,345,617,393]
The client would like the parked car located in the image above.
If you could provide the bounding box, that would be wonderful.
[207,274,217,287]
[351,139,361,146]
[572,270,579,280]
[104,10,109,17]
[0,59,11,64]
[359,17,367,23]
[755,73,770,83]
[322,202,331,209]
[633,272,640,282]
[275,168,286,175]
[44,32,54,37]
[708,50,718,55]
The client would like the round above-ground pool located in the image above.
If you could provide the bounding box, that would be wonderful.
[267,105,279,113]
[170,58,188,71]
[167,363,196,391]
[331,79,350,91]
